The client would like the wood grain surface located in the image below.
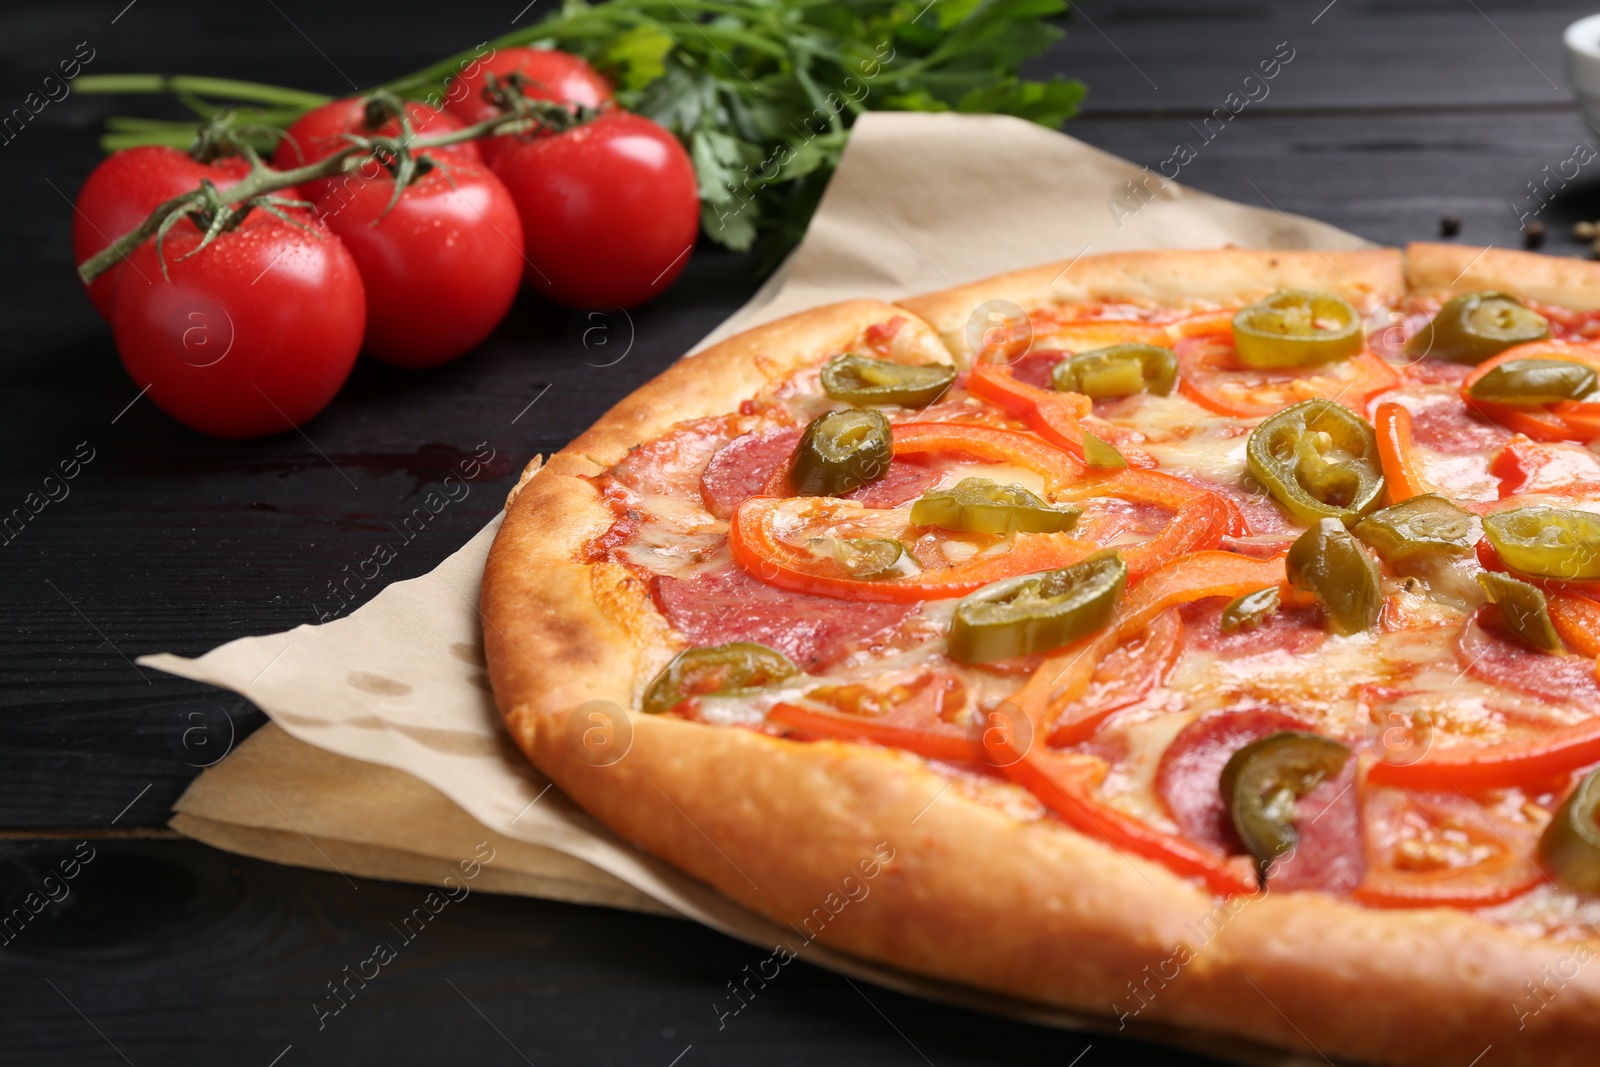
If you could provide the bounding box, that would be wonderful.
[4,0,1599,1063]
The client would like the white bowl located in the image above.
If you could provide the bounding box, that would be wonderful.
[1565,13,1600,131]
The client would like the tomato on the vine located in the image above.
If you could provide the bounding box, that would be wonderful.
[273,96,480,201]
[73,146,265,320]
[314,158,524,368]
[445,46,614,165]
[110,206,365,438]
[492,111,699,308]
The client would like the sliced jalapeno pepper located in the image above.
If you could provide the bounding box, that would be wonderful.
[1477,571,1563,654]
[826,537,914,580]
[1221,587,1281,633]
[1483,506,1600,581]
[1352,494,1477,567]
[790,408,893,497]
[642,642,799,715]
[1051,343,1179,398]
[948,550,1127,664]
[1082,432,1128,469]
[820,353,957,408]
[1406,291,1549,364]
[1222,731,1352,881]
[1540,768,1600,894]
[1288,517,1382,636]
[1466,358,1598,406]
[1247,399,1385,525]
[1231,290,1362,368]
[910,477,1081,535]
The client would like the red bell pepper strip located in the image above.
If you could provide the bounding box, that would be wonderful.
[1365,715,1600,792]
[1548,592,1600,658]
[729,496,1102,603]
[890,420,1085,490]
[1374,401,1430,502]
[1173,329,1400,419]
[964,361,1158,468]
[1055,469,1237,578]
[1002,749,1259,896]
[1047,609,1184,746]
[1115,550,1290,640]
[1459,342,1600,442]
[766,677,976,762]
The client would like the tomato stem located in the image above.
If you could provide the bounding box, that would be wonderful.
[75,102,595,285]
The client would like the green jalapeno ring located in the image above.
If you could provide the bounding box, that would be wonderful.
[1222,731,1353,882]
[1246,399,1386,526]
[1221,587,1281,633]
[1232,290,1363,369]
[1051,343,1179,398]
[948,550,1128,664]
[1540,768,1600,894]
[1477,571,1564,654]
[1082,432,1128,469]
[820,353,957,408]
[1405,291,1550,364]
[910,477,1081,535]
[1483,506,1600,581]
[642,642,799,715]
[826,537,914,580]
[790,408,894,497]
[1287,517,1383,636]
[1352,494,1478,567]
[1467,358,1599,406]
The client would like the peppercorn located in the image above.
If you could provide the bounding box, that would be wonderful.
[1439,213,1461,237]
[1524,221,1547,249]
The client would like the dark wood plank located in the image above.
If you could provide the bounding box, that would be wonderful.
[0,841,1223,1066]
[1041,0,1589,114]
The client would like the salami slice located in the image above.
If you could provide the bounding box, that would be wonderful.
[1408,398,1507,455]
[1156,708,1365,893]
[1456,606,1600,712]
[699,427,800,518]
[841,461,939,508]
[1180,598,1327,657]
[653,565,918,671]
[1156,708,1309,855]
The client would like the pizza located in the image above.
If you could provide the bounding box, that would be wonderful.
[483,245,1600,1066]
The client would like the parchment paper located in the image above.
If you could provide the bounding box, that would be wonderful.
[145,110,1371,1066]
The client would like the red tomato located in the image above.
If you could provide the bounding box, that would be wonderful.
[110,207,365,438]
[492,112,699,308]
[444,46,613,165]
[73,146,257,320]
[273,96,481,201]
[314,158,524,368]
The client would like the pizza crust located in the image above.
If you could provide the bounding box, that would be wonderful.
[484,249,1600,1067]
[1406,241,1600,310]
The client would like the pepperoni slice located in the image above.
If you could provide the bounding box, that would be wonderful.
[616,414,739,497]
[653,565,917,671]
[1408,399,1507,455]
[1156,708,1365,894]
[1005,349,1067,390]
[1267,757,1365,895]
[1156,708,1309,855]
[700,427,800,518]
[841,460,939,508]
[1179,597,1327,657]
[1456,606,1600,713]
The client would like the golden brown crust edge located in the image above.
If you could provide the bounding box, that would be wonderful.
[1406,242,1600,309]
[484,252,1600,1067]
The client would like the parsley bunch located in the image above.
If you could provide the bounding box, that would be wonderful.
[449,0,1085,256]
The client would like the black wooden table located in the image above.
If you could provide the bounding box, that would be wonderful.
[4,1,1596,1063]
